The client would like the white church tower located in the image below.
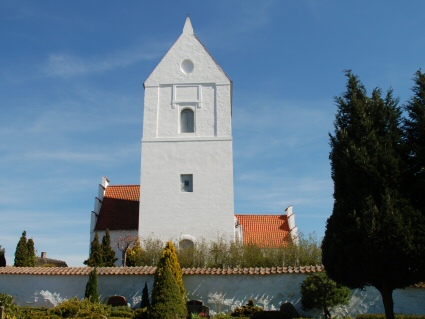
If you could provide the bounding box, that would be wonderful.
[139,18,235,247]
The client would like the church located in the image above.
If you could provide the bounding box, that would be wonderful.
[90,18,298,261]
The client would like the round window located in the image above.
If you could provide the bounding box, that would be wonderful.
[181,59,194,74]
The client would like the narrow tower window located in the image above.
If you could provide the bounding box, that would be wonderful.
[180,109,194,133]
[181,174,193,192]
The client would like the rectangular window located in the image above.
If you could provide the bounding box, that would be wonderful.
[181,174,193,192]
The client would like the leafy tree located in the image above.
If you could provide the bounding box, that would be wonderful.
[322,71,425,319]
[85,268,100,302]
[84,233,103,267]
[300,272,351,319]
[403,70,425,214]
[140,282,150,308]
[101,229,117,267]
[150,241,187,319]
[0,246,6,267]
[126,238,146,267]
[26,238,36,267]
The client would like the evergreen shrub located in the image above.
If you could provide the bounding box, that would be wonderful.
[85,268,100,302]
[17,306,50,319]
[150,241,187,319]
[109,306,133,318]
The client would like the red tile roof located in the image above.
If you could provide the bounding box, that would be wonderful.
[235,214,291,247]
[94,185,140,231]
[0,265,324,276]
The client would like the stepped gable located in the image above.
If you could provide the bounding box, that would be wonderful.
[94,185,140,231]
[235,214,291,247]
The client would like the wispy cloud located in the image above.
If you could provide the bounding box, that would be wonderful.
[43,44,165,78]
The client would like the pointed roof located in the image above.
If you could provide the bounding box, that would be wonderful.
[144,17,231,86]
[183,17,194,35]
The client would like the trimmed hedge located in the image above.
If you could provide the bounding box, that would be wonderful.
[252,311,289,319]
[357,315,425,319]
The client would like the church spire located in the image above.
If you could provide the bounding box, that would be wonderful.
[183,16,194,35]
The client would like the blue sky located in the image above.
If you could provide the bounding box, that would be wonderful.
[1,1,424,266]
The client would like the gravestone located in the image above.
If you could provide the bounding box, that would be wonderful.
[187,300,209,318]
[107,295,128,307]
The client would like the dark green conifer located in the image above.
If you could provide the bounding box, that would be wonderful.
[84,268,100,302]
[150,267,186,319]
[84,233,103,267]
[0,246,6,267]
[14,231,29,266]
[140,282,150,308]
[403,70,425,213]
[322,71,425,319]
[101,229,117,267]
[26,238,36,267]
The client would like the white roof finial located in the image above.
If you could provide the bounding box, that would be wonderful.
[183,16,194,35]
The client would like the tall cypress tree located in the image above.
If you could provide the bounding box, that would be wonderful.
[26,239,36,267]
[0,246,6,267]
[85,268,100,302]
[140,282,150,308]
[322,71,425,319]
[101,229,117,267]
[84,233,103,267]
[14,231,29,266]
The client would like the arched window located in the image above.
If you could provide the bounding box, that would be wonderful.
[179,239,195,250]
[180,109,194,133]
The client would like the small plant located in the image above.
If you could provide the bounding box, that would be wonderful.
[300,272,351,319]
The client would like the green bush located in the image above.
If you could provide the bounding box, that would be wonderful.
[109,306,133,318]
[133,307,149,319]
[357,315,425,319]
[212,314,246,319]
[48,297,112,318]
[49,300,80,318]
[252,311,287,319]
[17,306,50,319]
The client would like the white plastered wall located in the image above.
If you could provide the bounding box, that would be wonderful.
[139,18,235,244]
[1,272,425,316]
